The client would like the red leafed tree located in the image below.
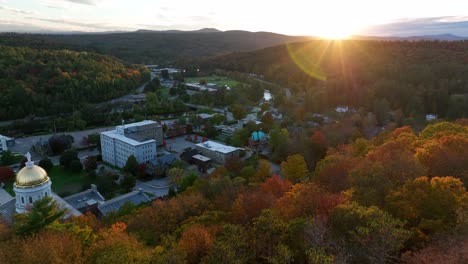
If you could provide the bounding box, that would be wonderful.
[136,163,147,179]
[0,166,14,183]
[310,130,328,150]
[260,175,292,198]
[231,191,276,224]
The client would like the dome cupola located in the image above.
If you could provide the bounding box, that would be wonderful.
[15,152,49,188]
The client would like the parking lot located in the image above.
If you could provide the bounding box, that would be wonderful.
[164,135,201,154]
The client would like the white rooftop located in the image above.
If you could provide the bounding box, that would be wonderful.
[117,120,158,130]
[198,113,214,119]
[426,114,438,121]
[101,130,156,146]
[192,154,211,162]
[196,140,241,154]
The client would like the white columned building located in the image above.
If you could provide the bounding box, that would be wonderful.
[13,152,52,213]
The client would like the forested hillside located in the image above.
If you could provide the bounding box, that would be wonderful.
[0,31,310,64]
[0,121,466,263]
[205,40,468,119]
[0,46,150,120]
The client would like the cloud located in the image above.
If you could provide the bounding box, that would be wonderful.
[59,0,100,6]
[362,16,468,36]
[44,5,64,10]
[0,6,34,14]
[28,17,110,30]
[24,16,137,32]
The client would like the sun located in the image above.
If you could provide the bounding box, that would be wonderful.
[315,21,356,39]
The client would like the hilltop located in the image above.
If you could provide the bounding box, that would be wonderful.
[0,30,310,64]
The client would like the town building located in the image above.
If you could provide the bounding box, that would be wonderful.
[145,154,178,176]
[63,184,106,214]
[0,135,14,153]
[192,154,211,172]
[97,190,151,217]
[119,120,164,146]
[100,121,159,168]
[195,141,242,164]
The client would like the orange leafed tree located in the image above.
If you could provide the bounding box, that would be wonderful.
[179,224,214,263]
[86,222,152,263]
[416,135,468,182]
[19,231,84,264]
[275,183,345,220]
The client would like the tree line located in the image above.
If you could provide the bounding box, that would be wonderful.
[0,46,150,120]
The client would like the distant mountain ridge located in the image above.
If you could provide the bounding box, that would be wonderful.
[136,28,222,34]
[351,33,468,41]
[0,30,311,64]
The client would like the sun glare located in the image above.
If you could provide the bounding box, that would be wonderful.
[315,21,357,39]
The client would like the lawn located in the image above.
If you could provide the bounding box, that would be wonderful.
[184,76,240,88]
[3,166,86,197]
[48,166,86,195]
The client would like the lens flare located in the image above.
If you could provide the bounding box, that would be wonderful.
[286,41,333,81]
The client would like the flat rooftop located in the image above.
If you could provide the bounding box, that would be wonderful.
[117,120,159,130]
[101,130,156,146]
[192,154,211,162]
[196,140,241,154]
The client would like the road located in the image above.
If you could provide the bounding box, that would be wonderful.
[10,126,113,162]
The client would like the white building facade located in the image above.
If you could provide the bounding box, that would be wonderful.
[195,141,242,164]
[101,122,157,168]
[0,135,11,153]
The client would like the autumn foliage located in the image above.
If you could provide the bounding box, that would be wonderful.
[0,121,466,263]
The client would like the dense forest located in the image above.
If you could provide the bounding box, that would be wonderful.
[0,46,150,120]
[0,121,466,263]
[0,31,310,64]
[203,40,468,119]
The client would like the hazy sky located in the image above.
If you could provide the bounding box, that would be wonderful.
[1,0,468,36]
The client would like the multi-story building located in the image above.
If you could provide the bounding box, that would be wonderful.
[100,121,158,168]
[195,141,242,164]
[119,120,164,146]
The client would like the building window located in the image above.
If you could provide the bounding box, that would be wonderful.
[29,197,33,203]
[21,197,24,204]
[45,192,48,197]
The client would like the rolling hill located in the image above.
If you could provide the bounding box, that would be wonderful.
[0,30,311,64]
[203,39,468,119]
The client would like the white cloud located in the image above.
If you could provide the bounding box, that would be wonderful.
[59,0,99,5]
[0,6,34,14]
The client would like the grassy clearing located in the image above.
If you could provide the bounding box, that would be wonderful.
[185,76,240,87]
[48,166,85,194]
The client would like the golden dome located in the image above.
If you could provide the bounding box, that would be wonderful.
[15,153,50,188]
